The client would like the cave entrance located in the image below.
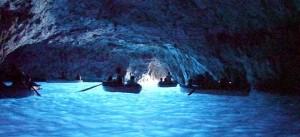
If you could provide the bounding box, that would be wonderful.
[137,59,169,86]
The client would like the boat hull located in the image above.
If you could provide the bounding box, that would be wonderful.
[0,87,34,99]
[158,82,178,87]
[180,85,250,96]
[102,82,142,94]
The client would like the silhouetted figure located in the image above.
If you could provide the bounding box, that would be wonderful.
[159,78,163,83]
[127,75,136,86]
[115,67,122,74]
[114,67,124,85]
[164,72,172,83]
[187,78,193,87]
[25,76,40,90]
[76,74,82,81]
[115,74,123,84]
[107,75,113,82]
[190,72,218,89]
[10,64,27,88]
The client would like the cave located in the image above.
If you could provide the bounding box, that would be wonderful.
[0,0,300,136]
[1,0,299,92]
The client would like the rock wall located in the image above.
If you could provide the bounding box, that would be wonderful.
[1,0,300,92]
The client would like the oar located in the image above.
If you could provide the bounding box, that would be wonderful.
[22,82,41,96]
[78,83,102,92]
[188,89,195,96]
[31,86,41,96]
[22,74,41,96]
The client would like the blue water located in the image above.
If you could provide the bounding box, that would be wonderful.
[0,82,300,137]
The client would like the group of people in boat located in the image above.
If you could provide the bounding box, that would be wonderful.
[186,71,250,91]
[158,72,178,87]
[0,64,40,91]
[104,67,139,86]
[159,72,174,83]
[1,63,251,98]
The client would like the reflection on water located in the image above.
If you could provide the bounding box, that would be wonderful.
[0,82,299,137]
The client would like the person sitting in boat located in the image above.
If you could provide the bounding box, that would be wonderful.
[114,67,124,85]
[164,72,173,83]
[10,65,28,88]
[25,76,41,90]
[8,65,39,90]
[116,74,123,84]
[107,75,113,82]
[127,75,137,86]
[187,78,193,87]
[158,78,163,84]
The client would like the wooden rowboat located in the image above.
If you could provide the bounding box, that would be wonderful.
[102,82,142,94]
[0,85,35,99]
[158,81,178,87]
[180,84,250,96]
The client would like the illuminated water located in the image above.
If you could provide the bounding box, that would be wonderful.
[0,82,300,137]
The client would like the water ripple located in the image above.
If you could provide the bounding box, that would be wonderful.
[0,82,299,137]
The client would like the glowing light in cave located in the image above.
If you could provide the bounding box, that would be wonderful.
[138,74,159,86]
[136,58,168,87]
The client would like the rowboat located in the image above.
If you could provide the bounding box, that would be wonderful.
[180,84,250,96]
[158,81,178,87]
[0,85,35,99]
[102,82,142,94]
